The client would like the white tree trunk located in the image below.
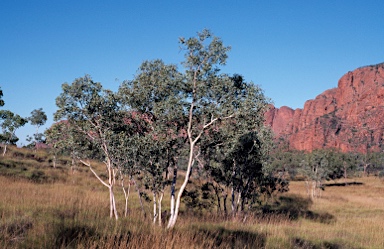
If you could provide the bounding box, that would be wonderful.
[2,144,7,156]
[158,192,164,226]
[311,180,316,200]
[167,142,195,229]
[121,177,131,217]
[80,159,118,220]
[236,191,242,213]
[231,187,235,215]
[153,192,157,224]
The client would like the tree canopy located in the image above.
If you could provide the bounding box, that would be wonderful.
[53,30,274,228]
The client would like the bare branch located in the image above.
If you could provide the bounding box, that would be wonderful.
[80,160,110,188]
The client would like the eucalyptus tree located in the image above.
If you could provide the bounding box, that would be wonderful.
[44,122,65,168]
[229,127,275,213]
[28,108,47,146]
[164,30,270,228]
[202,121,274,216]
[299,150,332,199]
[107,112,154,219]
[0,110,28,155]
[118,59,184,226]
[55,75,129,220]
[44,121,87,171]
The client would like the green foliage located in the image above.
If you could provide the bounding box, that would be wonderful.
[182,182,217,214]
[118,59,184,203]
[54,75,125,161]
[0,87,4,107]
[299,150,331,183]
[29,108,47,129]
[0,110,28,154]
[27,108,47,145]
[51,30,275,225]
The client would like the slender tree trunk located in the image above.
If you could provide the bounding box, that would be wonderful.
[121,176,131,217]
[167,142,195,229]
[109,186,118,219]
[158,192,164,226]
[317,181,322,198]
[213,184,221,214]
[236,191,242,213]
[153,192,157,224]
[107,160,118,220]
[231,187,235,216]
[71,154,76,174]
[133,178,146,218]
[80,159,118,219]
[241,195,245,212]
[223,192,228,216]
[231,159,237,216]
[169,164,177,225]
[363,164,369,177]
[311,180,316,200]
[2,144,7,156]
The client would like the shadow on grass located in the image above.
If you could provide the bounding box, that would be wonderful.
[54,224,98,248]
[323,182,363,187]
[292,237,362,249]
[0,217,33,242]
[262,195,336,224]
[54,222,132,248]
[195,226,266,248]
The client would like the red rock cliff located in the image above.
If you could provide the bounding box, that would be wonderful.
[265,63,384,153]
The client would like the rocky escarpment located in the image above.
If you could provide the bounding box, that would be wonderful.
[265,63,384,153]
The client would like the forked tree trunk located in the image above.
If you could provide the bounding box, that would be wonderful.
[121,176,131,217]
[80,159,118,220]
[109,186,118,219]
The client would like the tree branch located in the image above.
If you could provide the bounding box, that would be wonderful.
[203,113,235,129]
[80,160,110,188]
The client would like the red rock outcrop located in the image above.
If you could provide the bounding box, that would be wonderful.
[265,63,384,153]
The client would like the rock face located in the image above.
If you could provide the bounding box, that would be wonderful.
[265,63,384,153]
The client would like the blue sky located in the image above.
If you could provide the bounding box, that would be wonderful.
[1,1,384,146]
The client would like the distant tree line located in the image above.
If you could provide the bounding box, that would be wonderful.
[269,141,384,200]
[0,87,47,155]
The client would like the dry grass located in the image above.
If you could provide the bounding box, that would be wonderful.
[1,148,384,248]
[282,178,384,248]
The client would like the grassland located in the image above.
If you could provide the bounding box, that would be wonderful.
[0,146,384,248]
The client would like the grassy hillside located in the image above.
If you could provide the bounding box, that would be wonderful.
[1,146,384,248]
